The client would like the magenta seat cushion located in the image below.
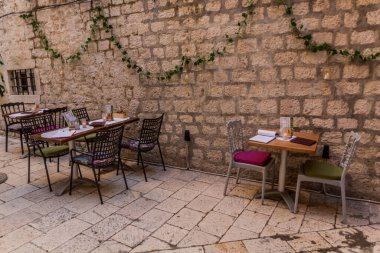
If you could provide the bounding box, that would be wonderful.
[234,151,271,166]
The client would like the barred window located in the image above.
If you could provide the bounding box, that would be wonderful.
[9,69,36,95]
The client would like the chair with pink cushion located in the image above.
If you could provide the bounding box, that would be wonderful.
[223,120,276,204]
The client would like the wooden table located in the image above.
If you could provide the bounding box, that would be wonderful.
[31,117,139,196]
[248,131,320,211]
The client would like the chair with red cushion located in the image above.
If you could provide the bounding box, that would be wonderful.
[223,120,276,204]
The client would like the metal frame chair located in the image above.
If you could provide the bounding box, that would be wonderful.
[120,113,165,182]
[69,125,127,204]
[294,131,361,223]
[20,114,69,191]
[44,107,68,128]
[224,120,276,204]
[71,107,96,148]
[1,102,25,154]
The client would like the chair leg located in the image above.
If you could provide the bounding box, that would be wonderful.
[293,176,302,213]
[261,169,266,205]
[92,166,103,204]
[27,146,31,183]
[236,168,241,184]
[223,160,233,196]
[137,153,140,166]
[157,142,166,171]
[78,165,83,179]
[43,158,52,192]
[341,182,347,224]
[271,163,276,190]
[57,157,60,172]
[139,151,148,182]
[19,131,24,155]
[69,162,74,195]
[98,168,101,181]
[5,129,8,152]
[119,159,128,190]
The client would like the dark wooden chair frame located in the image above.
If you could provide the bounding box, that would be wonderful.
[69,125,127,204]
[1,102,25,154]
[119,113,166,182]
[20,114,69,192]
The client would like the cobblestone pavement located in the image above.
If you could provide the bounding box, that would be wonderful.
[0,136,379,253]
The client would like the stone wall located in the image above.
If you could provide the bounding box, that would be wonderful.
[0,0,379,200]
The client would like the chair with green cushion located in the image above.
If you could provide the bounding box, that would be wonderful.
[20,114,69,191]
[293,132,361,223]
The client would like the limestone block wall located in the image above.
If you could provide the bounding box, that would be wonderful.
[0,0,379,200]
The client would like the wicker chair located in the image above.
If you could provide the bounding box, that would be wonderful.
[120,113,165,182]
[224,120,276,204]
[69,125,126,204]
[71,107,96,144]
[20,114,69,191]
[294,131,361,223]
[1,102,25,154]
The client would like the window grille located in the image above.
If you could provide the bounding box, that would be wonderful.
[9,69,36,95]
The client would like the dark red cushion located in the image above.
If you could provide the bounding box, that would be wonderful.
[234,151,271,166]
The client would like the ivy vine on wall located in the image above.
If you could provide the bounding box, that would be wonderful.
[20,1,255,80]
[276,0,380,62]
[19,0,380,82]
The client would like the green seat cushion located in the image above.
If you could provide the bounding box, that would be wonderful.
[35,145,69,157]
[75,133,97,142]
[303,160,342,180]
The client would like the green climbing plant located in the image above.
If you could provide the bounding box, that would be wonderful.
[20,1,255,80]
[20,0,380,81]
[276,0,380,62]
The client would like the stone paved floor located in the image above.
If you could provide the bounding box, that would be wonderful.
[0,136,380,253]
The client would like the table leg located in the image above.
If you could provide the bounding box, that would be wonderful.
[278,150,288,192]
[53,140,81,196]
[254,149,295,211]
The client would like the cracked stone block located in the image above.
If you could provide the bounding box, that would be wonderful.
[152,223,189,245]
[187,194,220,213]
[112,225,150,248]
[214,196,250,217]
[167,208,205,230]
[198,211,235,237]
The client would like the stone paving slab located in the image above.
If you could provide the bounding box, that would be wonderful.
[0,136,380,252]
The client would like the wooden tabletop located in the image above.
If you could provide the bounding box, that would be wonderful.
[248,131,320,154]
[31,117,139,145]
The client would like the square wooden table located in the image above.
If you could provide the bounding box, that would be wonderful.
[31,117,139,196]
[248,131,320,211]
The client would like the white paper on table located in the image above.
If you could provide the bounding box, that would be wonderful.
[89,117,130,126]
[41,129,76,138]
[249,135,275,144]
[257,129,278,137]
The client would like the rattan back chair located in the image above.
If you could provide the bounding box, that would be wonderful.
[120,113,165,182]
[1,102,25,154]
[294,131,361,223]
[20,114,69,191]
[69,125,126,204]
[224,119,275,204]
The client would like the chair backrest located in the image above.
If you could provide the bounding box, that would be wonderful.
[139,113,164,145]
[1,102,25,125]
[226,119,244,154]
[72,107,90,121]
[44,107,68,128]
[92,125,125,161]
[20,114,55,144]
[340,131,361,178]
